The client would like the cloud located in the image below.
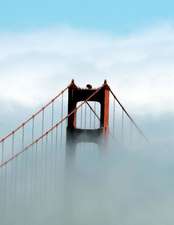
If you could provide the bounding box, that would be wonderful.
[0,24,174,115]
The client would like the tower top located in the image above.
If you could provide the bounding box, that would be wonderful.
[67,80,110,130]
[69,80,109,90]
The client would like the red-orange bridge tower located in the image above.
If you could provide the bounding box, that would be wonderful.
[66,80,110,162]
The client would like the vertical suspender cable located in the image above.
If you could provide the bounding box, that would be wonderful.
[51,100,54,148]
[45,132,48,192]
[41,108,45,150]
[121,108,124,143]
[36,140,38,151]
[89,102,92,129]
[22,124,25,150]
[80,104,83,128]
[130,121,133,145]
[51,100,54,127]
[113,98,116,137]
[31,116,35,197]
[61,93,64,143]
[55,124,58,150]
[85,103,87,129]
[32,116,35,149]
[35,140,38,194]
[94,102,96,129]
[12,132,14,156]
[1,140,4,164]
[42,108,45,135]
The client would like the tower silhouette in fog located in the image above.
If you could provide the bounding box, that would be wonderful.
[66,80,110,165]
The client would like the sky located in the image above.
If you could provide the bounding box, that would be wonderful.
[0,0,174,33]
[0,0,174,143]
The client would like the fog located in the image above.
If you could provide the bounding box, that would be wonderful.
[0,87,173,225]
[0,114,174,225]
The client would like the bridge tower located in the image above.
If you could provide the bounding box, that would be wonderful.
[66,80,110,166]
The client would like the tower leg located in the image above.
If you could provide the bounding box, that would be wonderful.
[65,128,76,173]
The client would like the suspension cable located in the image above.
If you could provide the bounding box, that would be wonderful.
[86,102,100,121]
[0,86,69,143]
[109,86,148,142]
[0,86,103,168]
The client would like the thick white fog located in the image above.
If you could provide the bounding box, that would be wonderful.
[0,130,174,225]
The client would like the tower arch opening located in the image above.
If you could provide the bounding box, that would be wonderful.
[76,101,101,129]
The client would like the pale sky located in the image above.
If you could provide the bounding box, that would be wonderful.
[0,25,174,114]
